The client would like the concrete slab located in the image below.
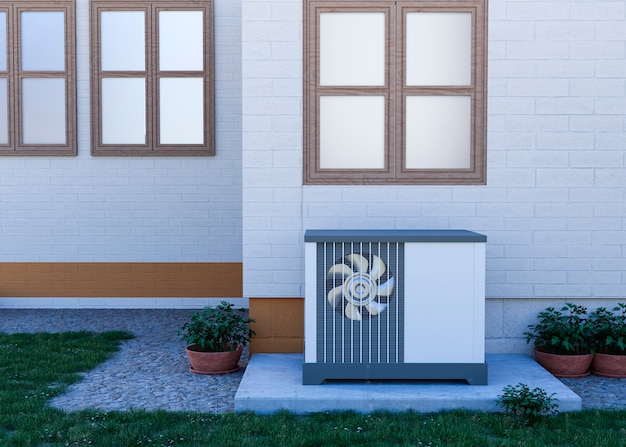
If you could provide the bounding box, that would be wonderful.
[234,354,582,414]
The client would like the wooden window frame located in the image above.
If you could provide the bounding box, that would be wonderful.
[0,0,76,156]
[304,0,487,185]
[90,0,215,156]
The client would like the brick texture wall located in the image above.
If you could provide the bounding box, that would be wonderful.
[0,0,242,264]
[242,0,626,302]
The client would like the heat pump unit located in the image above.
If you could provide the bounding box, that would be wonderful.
[303,229,487,385]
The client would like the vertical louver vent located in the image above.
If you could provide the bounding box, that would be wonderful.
[316,241,404,364]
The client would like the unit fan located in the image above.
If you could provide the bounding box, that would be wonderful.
[326,253,395,320]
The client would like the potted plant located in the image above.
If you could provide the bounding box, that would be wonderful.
[178,301,255,374]
[589,303,626,377]
[524,303,594,378]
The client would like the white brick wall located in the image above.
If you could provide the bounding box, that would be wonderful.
[242,0,626,304]
[0,0,242,263]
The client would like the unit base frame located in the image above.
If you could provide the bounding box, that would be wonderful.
[303,362,489,385]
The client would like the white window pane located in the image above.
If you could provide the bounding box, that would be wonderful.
[0,12,6,72]
[406,13,472,86]
[21,11,65,71]
[160,78,204,144]
[101,78,146,144]
[405,96,471,169]
[101,11,145,71]
[0,78,7,144]
[320,12,385,86]
[159,11,204,71]
[320,96,385,169]
[22,78,66,144]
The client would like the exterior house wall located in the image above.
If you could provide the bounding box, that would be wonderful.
[0,0,244,308]
[242,0,626,353]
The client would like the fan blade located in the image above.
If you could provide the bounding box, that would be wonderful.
[366,301,387,316]
[344,303,362,321]
[345,253,369,273]
[369,255,386,280]
[327,286,343,307]
[327,263,353,278]
[376,277,395,297]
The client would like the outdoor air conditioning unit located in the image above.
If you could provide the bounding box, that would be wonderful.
[303,229,488,385]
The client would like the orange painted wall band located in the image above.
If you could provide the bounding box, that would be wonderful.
[0,262,242,297]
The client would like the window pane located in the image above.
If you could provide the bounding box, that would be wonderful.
[21,11,65,71]
[22,78,66,144]
[101,78,146,144]
[320,96,385,169]
[406,12,472,86]
[405,96,471,169]
[0,12,6,72]
[101,11,145,71]
[159,11,203,71]
[320,12,385,86]
[159,78,203,144]
[0,78,7,144]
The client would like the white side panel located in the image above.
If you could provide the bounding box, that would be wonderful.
[304,242,318,362]
[473,243,486,358]
[404,242,485,363]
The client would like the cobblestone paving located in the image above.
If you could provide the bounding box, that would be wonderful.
[2,309,626,412]
[560,375,626,410]
[0,309,248,413]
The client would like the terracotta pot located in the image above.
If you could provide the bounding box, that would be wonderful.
[591,352,626,378]
[533,348,593,378]
[185,344,243,375]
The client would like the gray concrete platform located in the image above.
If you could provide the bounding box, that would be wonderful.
[234,354,582,414]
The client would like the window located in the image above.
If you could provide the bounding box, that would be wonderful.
[0,1,76,155]
[304,0,487,184]
[90,0,214,156]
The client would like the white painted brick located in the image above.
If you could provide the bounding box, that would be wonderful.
[536,60,594,78]
[570,2,625,20]
[507,78,569,97]
[488,169,536,187]
[489,21,535,41]
[594,19,626,41]
[535,98,594,115]
[570,151,623,168]
[489,61,536,79]
[505,151,568,168]
[488,97,534,115]
[595,169,626,187]
[536,21,595,41]
[537,132,595,150]
[535,202,594,217]
[505,2,570,20]
[477,203,533,217]
[595,60,626,78]
[570,42,625,60]
[490,132,536,151]
[593,202,626,217]
[506,41,570,60]
[569,115,624,132]
[568,217,621,231]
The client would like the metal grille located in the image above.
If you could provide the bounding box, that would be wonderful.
[316,241,404,364]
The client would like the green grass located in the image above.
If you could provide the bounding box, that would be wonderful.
[2,331,626,447]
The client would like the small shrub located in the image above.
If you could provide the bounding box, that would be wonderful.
[524,303,594,354]
[589,303,626,354]
[497,383,559,424]
[178,301,255,352]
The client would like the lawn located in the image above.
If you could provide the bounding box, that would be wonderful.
[1,331,626,447]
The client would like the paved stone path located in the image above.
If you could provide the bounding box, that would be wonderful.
[2,309,626,412]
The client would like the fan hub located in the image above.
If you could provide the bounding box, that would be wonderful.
[343,273,376,307]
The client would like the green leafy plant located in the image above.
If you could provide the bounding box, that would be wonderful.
[524,303,594,354]
[497,383,559,425]
[590,303,626,354]
[178,301,255,352]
